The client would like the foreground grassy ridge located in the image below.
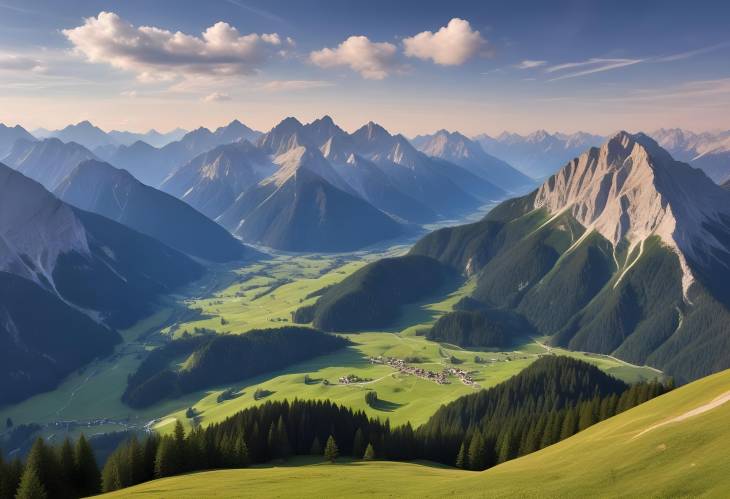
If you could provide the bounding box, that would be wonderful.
[104,368,730,498]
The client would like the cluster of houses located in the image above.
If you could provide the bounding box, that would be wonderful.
[338,374,370,384]
[368,356,481,388]
[445,367,478,387]
[369,356,450,384]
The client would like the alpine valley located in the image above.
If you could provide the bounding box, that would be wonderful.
[1,4,730,497]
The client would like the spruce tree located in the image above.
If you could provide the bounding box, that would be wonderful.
[154,437,177,478]
[468,431,486,470]
[497,430,514,464]
[14,461,46,499]
[323,436,339,463]
[101,455,122,493]
[276,416,291,458]
[352,429,365,459]
[560,408,577,440]
[58,438,76,498]
[23,438,57,498]
[75,435,100,497]
[363,443,375,461]
[235,435,250,467]
[173,420,187,472]
[455,441,467,469]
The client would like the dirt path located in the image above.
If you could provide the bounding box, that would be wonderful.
[633,389,730,439]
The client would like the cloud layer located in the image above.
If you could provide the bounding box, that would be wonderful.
[403,18,488,66]
[63,11,288,81]
[309,36,398,80]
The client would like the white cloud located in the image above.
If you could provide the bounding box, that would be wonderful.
[261,80,334,92]
[310,36,398,80]
[546,58,643,81]
[402,18,489,66]
[515,60,546,69]
[62,11,288,81]
[202,92,232,102]
[120,90,138,98]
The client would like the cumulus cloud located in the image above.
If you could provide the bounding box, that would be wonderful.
[310,36,399,80]
[402,18,489,66]
[62,11,289,81]
[202,92,232,102]
[261,80,334,92]
[515,60,546,69]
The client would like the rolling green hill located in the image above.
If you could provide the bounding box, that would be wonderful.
[101,367,730,498]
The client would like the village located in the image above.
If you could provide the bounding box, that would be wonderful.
[367,356,479,388]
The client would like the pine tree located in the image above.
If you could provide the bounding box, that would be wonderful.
[323,436,339,463]
[58,438,76,498]
[309,436,322,456]
[468,431,487,470]
[363,443,375,461]
[173,420,187,472]
[560,408,578,440]
[352,429,365,459]
[455,441,467,469]
[75,435,100,497]
[23,438,57,498]
[154,437,177,478]
[101,454,122,493]
[14,461,46,499]
[235,435,250,467]
[497,430,514,464]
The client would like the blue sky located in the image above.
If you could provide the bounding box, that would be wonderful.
[0,0,728,135]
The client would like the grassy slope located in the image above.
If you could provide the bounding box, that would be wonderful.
[103,368,730,498]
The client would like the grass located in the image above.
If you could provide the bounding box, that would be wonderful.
[102,368,730,498]
[0,240,660,444]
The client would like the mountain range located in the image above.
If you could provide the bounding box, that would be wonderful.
[98,120,262,187]
[0,163,204,404]
[0,123,35,158]
[302,132,730,383]
[161,116,513,251]
[650,128,730,183]
[411,129,534,193]
[33,121,189,149]
[473,130,605,180]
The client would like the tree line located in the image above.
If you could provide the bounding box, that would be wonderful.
[123,327,349,408]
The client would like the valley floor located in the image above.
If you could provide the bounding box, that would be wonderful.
[0,202,657,451]
[102,368,730,498]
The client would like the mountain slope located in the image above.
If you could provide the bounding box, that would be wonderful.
[160,142,274,219]
[228,158,403,252]
[650,128,730,183]
[414,130,534,192]
[101,368,730,498]
[0,164,204,403]
[411,132,730,382]
[0,123,34,157]
[54,160,255,262]
[3,138,97,190]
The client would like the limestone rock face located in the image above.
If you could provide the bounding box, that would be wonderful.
[534,131,730,294]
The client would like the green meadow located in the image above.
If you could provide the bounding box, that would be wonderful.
[0,243,658,444]
[102,367,730,498]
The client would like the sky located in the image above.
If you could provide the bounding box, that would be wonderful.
[0,0,728,136]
